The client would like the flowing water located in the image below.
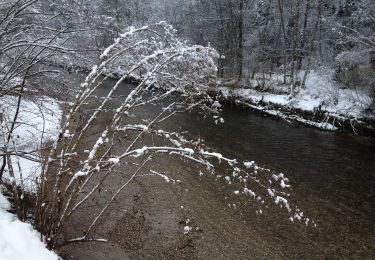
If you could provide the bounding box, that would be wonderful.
[159,102,375,258]
[63,77,375,259]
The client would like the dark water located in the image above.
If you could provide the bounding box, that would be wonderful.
[178,106,375,209]
[84,78,375,258]
[173,103,375,255]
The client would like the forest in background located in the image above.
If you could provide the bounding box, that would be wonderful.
[38,0,374,99]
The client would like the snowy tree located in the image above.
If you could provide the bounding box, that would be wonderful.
[27,22,309,249]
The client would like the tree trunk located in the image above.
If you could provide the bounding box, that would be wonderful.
[238,0,244,80]
[277,0,288,85]
[298,0,310,70]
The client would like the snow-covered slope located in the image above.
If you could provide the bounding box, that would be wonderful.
[0,190,58,260]
[0,96,62,192]
[218,69,373,131]
[0,95,62,259]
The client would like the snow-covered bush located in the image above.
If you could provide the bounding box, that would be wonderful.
[102,22,219,91]
[0,0,77,223]
[33,22,220,248]
[0,3,311,253]
[33,22,310,249]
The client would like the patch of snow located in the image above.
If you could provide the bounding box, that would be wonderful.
[108,157,120,164]
[267,189,275,198]
[243,161,254,168]
[133,146,148,157]
[150,170,172,183]
[0,191,58,260]
[73,171,89,178]
[263,94,289,106]
[218,69,373,128]
[182,148,194,155]
[244,188,256,198]
[88,137,104,161]
[275,196,291,212]
[63,130,73,139]
[0,96,62,192]
[212,100,221,108]
[183,225,192,235]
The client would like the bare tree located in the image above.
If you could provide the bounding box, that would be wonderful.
[29,22,308,249]
[0,0,87,219]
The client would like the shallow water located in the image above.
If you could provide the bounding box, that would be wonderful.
[66,77,375,259]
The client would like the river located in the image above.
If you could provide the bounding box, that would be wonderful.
[61,77,375,259]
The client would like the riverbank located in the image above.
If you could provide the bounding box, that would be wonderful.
[41,60,375,136]
[218,93,375,136]
[212,70,375,136]
[0,95,62,192]
[101,65,375,136]
[0,188,58,260]
[0,95,62,259]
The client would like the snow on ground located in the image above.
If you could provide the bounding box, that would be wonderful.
[0,190,58,260]
[219,69,373,121]
[0,96,62,192]
[0,95,61,259]
[239,100,338,131]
